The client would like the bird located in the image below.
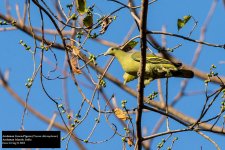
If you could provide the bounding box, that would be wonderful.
[104,47,194,85]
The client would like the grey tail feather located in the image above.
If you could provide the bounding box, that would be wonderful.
[172,69,194,78]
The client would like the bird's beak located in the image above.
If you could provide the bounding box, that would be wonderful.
[103,52,108,56]
[104,49,110,56]
[104,47,115,56]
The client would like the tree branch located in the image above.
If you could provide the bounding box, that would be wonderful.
[136,0,148,149]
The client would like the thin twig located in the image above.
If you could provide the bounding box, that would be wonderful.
[165,78,170,131]
[46,113,57,131]
[147,30,224,49]
[197,131,221,150]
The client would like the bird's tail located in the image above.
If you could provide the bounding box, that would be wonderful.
[172,69,194,78]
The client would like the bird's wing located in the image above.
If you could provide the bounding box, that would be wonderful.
[120,41,138,52]
[131,52,173,65]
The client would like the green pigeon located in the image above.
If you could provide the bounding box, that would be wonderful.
[104,47,194,85]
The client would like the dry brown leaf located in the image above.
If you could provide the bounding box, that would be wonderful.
[127,137,134,147]
[70,57,82,74]
[71,46,83,59]
[100,16,113,34]
[113,108,129,121]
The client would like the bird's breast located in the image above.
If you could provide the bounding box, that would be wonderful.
[118,57,140,75]
[125,61,139,73]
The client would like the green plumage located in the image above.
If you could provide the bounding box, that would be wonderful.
[104,47,194,85]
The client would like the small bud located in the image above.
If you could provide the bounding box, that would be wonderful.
[75,114,81,118]
[211,64,216,68]
[121,137,126,142]
[66,4,73,8]
[58,104,63,108]
[26,46,31,50]
[74,119,80,123]
[84,139,88,143]
[67,115,71,119]
[167,147,172,150]
[174,137,178,141]
[95,118,100,123]
[70,14,77,20]
[121,104,125,108]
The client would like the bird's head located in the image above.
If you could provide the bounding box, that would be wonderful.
[104,47,121,56]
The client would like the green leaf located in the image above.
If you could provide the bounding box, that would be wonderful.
[121,40,138,52]
[76,0,87,15]
[70,13,77,20]
[177,19,184,31]
[177,15,191,31]
[83,15,93,28]
[183,15,191,23]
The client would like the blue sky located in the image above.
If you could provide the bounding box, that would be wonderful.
[1,0,225,149]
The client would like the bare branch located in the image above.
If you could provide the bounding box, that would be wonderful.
[136,0,148,149]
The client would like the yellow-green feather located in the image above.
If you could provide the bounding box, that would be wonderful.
[123,73,137,85]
